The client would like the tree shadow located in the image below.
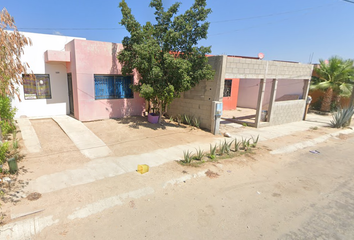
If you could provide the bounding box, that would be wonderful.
[111,115,187,131]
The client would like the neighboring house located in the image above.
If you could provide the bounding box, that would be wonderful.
[12,32,145,121]
[168,55,314,131]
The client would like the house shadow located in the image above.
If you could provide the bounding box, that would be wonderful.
[110,115,187,131]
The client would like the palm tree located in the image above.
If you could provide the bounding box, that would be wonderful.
[311,56,354,112]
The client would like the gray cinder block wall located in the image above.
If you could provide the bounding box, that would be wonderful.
[168,55,314,130]
[225,57,313,80]
[270,100,306,125]
[167,56,226,130]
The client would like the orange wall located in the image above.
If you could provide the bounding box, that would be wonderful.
[309,89,350,108]
[223,78,240,110]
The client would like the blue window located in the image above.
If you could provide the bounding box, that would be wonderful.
[94,75,133,100]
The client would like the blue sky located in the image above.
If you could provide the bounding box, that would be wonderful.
[3,0,354,63]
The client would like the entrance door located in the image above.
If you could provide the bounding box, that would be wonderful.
[223,78,240,110]
[67,73,74,115]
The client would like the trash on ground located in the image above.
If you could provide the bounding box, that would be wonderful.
[137,164,149,174]
[309,150,320,154]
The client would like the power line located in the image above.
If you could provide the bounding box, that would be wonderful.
[210,3,334,24]
[342,0,354,3]
[14,3,337,32]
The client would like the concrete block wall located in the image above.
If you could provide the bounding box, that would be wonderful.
[167,55,226,130]
[225,57,313,80]
[270,100,306,126]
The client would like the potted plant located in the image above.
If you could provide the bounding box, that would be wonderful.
[148,112,159,124]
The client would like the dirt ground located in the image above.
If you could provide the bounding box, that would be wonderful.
[84,116,217,157]
[0,116,219,223]
[33,133,354,239]
[0,115,352,239]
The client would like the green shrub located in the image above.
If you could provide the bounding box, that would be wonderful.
[0,95,17,136]
[0,141,9,165]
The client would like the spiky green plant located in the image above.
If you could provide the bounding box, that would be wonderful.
[194,148,205,160]
[330,107,354,128]
[251,135,259,148]
[183,150,193,163]
[225,140,233,155]
[218,141,226,156]
[241,138,251,151]
[184,115,192,125]
[209,144,217,159]
[234,138,240,152]
[192,117,200,128]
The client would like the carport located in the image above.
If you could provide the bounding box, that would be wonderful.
[168,55,314,134]
[222,57,313,128]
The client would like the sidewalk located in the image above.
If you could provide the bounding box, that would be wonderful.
[22,112,354,194]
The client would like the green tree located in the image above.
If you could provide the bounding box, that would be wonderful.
[118,0,215,122]
[311,56,354,112]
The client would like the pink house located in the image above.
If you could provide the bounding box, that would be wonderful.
[13,32,145,121]
[64,39,144,121]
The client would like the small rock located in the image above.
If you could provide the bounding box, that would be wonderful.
[3,177,11,183]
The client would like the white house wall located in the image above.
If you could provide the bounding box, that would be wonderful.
[11,32,85,118]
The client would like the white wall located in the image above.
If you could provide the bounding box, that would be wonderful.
[11,32,85,118]
[237,78,305,109]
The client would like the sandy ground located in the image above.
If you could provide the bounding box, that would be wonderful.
[32,134,354,239]
[1,115,353,239]
[84,116,218,157]
[0,116,219,223]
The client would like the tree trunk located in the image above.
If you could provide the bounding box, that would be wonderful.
[158,103,163,124]
[320,88,333,112]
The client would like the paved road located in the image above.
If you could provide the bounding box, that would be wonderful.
[278,137,354,240]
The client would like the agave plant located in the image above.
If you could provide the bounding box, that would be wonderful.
[182,115,190,125]
[234,138,240,152]
[194,147,205,160]
[225,140,233,155]
[330,107,354,128]
[251,135,260,148]
[209,144,217,159]
[183,150,193,163]
[192,117,200,128]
